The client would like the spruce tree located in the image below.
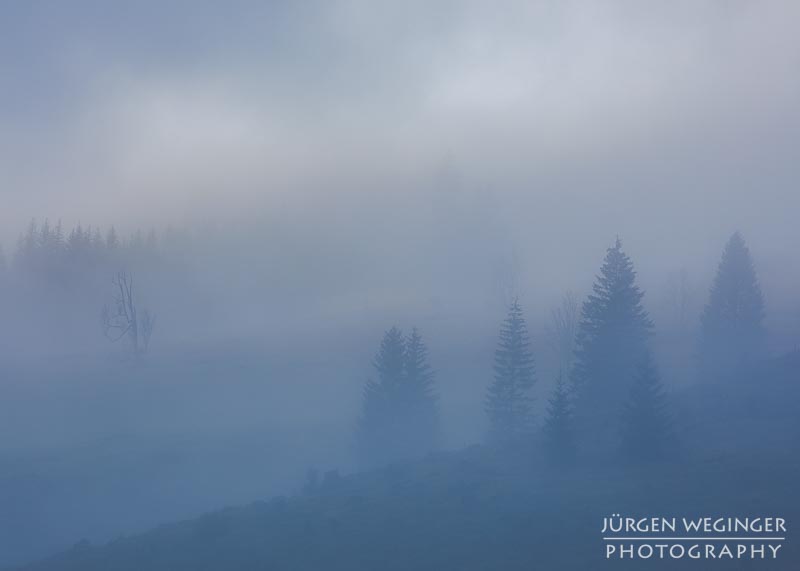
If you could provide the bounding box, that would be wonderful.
[570,238,653,450]
[106,226,119,250]
[358,327,405,463]
[402,328,440,448]
[621,353,672,461]
[486,299,536,444]
[358,326,439,464]
[699,232,766,382]
[542,372,574,463]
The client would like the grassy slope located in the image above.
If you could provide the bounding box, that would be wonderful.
[13,353,800,571]
[13,444,800,571]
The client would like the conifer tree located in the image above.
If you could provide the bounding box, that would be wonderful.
[359,327,405,459]
[542,372,573,463]
[699,232,766,382]
[358,326,439,464]
[106,226,119,250]
[570,238,653,449]
[91,227,104,253]
[486,299,536,444]
[402,328,440,447]
[15,219,39,270]
[621,353,672,461]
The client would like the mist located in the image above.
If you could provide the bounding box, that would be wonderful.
[1,1,799,569]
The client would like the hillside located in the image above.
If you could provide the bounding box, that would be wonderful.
[14,449,800,570]
[13,352,800,570]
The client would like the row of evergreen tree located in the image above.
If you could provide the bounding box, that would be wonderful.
[0,219,193,288]
[357,232,766,465]
[357,327,440,466]
[5,220,764,463]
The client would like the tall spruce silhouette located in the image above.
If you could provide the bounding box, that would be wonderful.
[486,299,536,444]
[402,328,440,447]
[699,232,766,382]
[358,326,439,464]
[358,327,405,464]
[621,353,672,461]
[543,372,574,463]
[570,238,653,450]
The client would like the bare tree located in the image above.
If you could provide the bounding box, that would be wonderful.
[102,271,155,359]
[545,290,579,375]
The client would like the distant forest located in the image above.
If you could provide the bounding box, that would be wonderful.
[2,219,185,284]
[0,219,198,357]
[0,220,779,466]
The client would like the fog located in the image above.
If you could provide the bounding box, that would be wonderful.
[1,1,799,568]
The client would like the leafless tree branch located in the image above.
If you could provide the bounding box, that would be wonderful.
[101,271,155,360]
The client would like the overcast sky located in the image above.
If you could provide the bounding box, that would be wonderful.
[1,1,798,302]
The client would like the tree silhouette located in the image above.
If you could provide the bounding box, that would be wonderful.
[486,299,536,444]
[402,328,440,448]
[106,226,119,250]
[621,353,672,461]
[542,371,574,464]
[570,238,653,451]
[699,232,766,382]
[102,271,156,360]
[358,326,439,464]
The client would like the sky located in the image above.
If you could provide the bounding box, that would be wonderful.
[1,0,799,304]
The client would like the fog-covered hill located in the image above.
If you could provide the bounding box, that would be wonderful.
[14,447,800,570]
[13,352,800,571]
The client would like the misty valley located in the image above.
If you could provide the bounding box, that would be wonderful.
[0,221,796,569]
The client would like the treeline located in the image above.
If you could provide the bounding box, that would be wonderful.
[0,219,200,357]
[357,233,766,465]
[0,219,193,289]
[0,219,768,460]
